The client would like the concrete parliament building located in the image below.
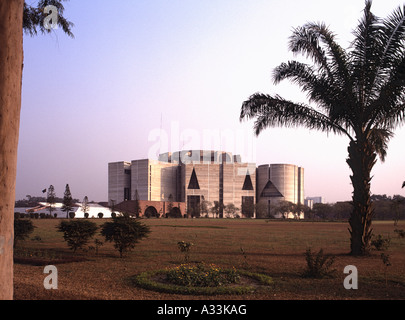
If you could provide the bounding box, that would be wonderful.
[108,150,304,219]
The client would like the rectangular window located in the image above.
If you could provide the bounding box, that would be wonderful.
[124,188,131,201]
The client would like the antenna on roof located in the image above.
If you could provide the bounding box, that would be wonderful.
[159,113,163,155]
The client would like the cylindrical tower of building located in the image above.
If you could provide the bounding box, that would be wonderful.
[256,163,304,206]
[270,164,298,204]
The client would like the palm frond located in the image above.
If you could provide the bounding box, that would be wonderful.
[272,60,356,130]
[273,61,331,105]
[367,128,394,162]
[380,102,405,129]
[23,0,74,38]
[379,4,405,71]
[350,0,382,105]
[289,23,330,71]
[285,22,357,129]
[365,4,405,119]
[240,93,351,138]
[365,4,405,129]
[367,55,405,130]
[289,22,350,85]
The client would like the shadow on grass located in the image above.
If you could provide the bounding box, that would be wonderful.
[14,247,89,266]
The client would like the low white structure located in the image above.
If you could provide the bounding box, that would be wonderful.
[15,202,113,218]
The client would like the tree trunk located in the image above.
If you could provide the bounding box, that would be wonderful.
[0,0,24,300]
[346,138,376,256]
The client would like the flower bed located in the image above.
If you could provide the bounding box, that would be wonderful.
[166,263,239,287]
[131,263,273,295]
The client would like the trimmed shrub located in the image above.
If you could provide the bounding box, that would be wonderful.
[14,218,35,247]
[101,215,150,258]
[57,220,98,252]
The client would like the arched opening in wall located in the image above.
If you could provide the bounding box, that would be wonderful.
[144,206,159,218]
[168,207,182,218]
[241,196,254,218]
[187,195,201,217]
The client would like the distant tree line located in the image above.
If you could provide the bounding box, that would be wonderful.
[308,194,405,221]
[252,194,405,221]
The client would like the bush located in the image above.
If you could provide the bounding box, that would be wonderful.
[177,241,193,262]
[371,234,390,251]
[101,215,150,258]
[57,220,98,252]
[302,248,336,279]
[14,218,35,247]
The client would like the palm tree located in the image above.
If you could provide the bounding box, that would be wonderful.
[240,1,405,256]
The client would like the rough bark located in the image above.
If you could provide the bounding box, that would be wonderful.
[346,139,376,256]
[0,0,24,300]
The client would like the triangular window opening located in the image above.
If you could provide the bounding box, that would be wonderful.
[261,180,283,197]
[188,168,200,189]
[242,172,254,190]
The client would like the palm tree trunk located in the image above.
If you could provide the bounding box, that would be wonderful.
[346,138,376,256]
[0,0,24,300]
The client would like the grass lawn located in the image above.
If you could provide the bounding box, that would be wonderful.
[13,218,405,300]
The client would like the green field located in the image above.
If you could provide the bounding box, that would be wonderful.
[13,218,405,300]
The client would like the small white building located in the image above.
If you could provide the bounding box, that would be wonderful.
[15,202,113,218]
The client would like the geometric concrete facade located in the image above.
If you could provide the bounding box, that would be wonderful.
[108,161,131,205]
[256,164,304,218]
[108,150,304,218]
[176,150,256,217]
